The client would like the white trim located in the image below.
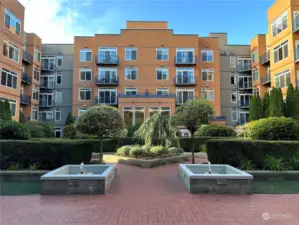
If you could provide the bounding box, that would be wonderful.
[201,88,214,101]
[176,48,194,52]
[79,49,92,62]
[4,9,21,36]
[251,50,258,63]
[0,67,18,89]
[54,128,62,138]
[31,108,39,121]
[78,88,92,101]
[56,55,63,67]
[125,87,137,95]
[230,56,236,68]
[201,49,214,62]
[156,68,169,80]
[55,91,62,103]
[123,106,145,126]
[125,67,138,80]
[125,48,137,60]
[32,88,39,101]
[271,11,288,38]
[231,92,237,103]
[274,69,291,88]
[273,40,289,64]
[231,110,238,122]
[156,87,169,95]
[156,48,168,61]
[79,68,92,81]
[56,72,62,85]
[34,48,41,62]
[54,108,61,121]
[3,38,20,63]
[201,69,214,81]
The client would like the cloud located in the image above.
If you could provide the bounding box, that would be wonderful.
[18,0,121,43]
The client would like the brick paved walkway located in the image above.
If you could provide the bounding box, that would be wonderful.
[1,162,299,225]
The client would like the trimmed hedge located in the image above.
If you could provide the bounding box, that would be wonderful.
[0,139,100,170]
[0,120,30,140]
[195,125,236,137]
[207,139,299,169]
[26,121,53,138]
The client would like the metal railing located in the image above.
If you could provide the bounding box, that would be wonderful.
[95,55,119,65]
[41,62,55,71]
[175,56,197,65]
[174,76,197,85]
[95,96,117,105]
[260,72,271,85]
[20,94,31,105]
[176,96,197,105]
[260,53,270,65]
[209,116,226,121]
[22,51,33,64]
[239,101,250,108]
[39,100,54,107]
[40,80,55,89]
[295,48,299,62]
[21,72,32,84]
[237,64,252,72]
[118,93,176,98]
[95,76,119,85]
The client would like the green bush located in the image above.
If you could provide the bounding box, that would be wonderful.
[168,147,184,156]
[207,139,299,169]
[127,124,141,137]
[195,125,236,137]
[26,121,53,138]
[141,145,151,152]
[247,117,299,140]
[264,155,285,171]
[236,124,248,138]
[0,120,30,140]
[150,146,168,156]
[129,146,144,158]
[63,124,77,139]
[0,139,97,170]
[116,146,131,156]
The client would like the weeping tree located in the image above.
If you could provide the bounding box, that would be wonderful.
[172,100,214,164]
[75,105,125,163]
[134,113,179,147]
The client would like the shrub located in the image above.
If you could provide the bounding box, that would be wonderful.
[287,153,299,170]
[264,155,285,171]
[116,146,131,156]
[127,124,141,137]
[207,139,299,169]
[150,146,168,156]
[195,125,236,137]
[141,145,151,152]
[0,120,30,140]
[26,121,53,138]
[168,147,184,156]
[63,124,77,139]
[0,99,12,121]
[236,124,248,138]
[129,146,144,158]
[0,139,96,170]
[247,117,299,140]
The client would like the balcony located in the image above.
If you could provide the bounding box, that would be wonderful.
[39,100,54,108]
[260,73,271,85]
[20,94,31,105]
[237,64,252,73]
[95,76,119,85]
[293,14,299,33]
[95,55,119,65]
[95,96,117,105]
[41,62,55,71]
[21,72,32,84]
[176,96,197,105]
[174,76,197,86]
[259,53,270,65]
[175,56,197,65]
[118,93,176,98]
[39,116,54,122]
[22,51,33,64]
[239,101,250,109]
[40,80,55,89]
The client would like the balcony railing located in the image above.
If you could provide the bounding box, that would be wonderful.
[39,116,54,122]
[95,76,119,85]
[39,100,54,108]
[21,72,32,84]
[260,53,270,65]
[176,96,197,105]
[238,83,252,90]
[175,56,197,65]
[118,93,176,98]
[174,76,197,86]
[209,116,226,121]
[41,62,55,71]
[95,96,117,105]
[260,72,271,85]
[40,80,55,89]
[239,101,250,108]
[95,55,119,65]
[293,14,299,33]
[22,51,33,64]
[237,64,252,72]
[20,94,31,105]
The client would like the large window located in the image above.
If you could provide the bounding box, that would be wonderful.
[31,108,39,120]
[56,56,63,67]
[156,48,168,60]
[273,41,288,63]
[156,88,168,95]
[272,11,287,37]
[156,68,168,80]
[3,39,19,63]
[40,75,55,89]
[41,56,55,70]
[55,108,61,121]
[40,94,53,107]
[230,56,236,67]
[239,94,251,108]
[201,88,214,101]
[201,69,214,81]
[251,50,258,63]
[34,49,41,62]
[253,69,259,81]
[98,68,117,82]
[0,98,16,117]
[274,69,291,88]
[149,107,170,117]
[125,68,137,80]
[125,48,137,60]
[1,68,17,89]
[125,88,137,95]
[237,57,251,70]
[201,50,213,62]
[98,47,117,62]
[176,48,194,63]
[4,9,21,36]
[80,49,92,62]
[123,107,145,126]
[239,111,249,125]
[39,111,53,121]
[79,88,91,100]
[98,88,117,104]
[55,91,62,103]
[79,68,92,81]
[176,68,194,84]
[238,76,252,89]
[34,68,40,81]
[176,89,194,104]
[32,89,39,100]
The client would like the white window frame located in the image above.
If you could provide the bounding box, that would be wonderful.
[201,69,214,81]
[123,107,145,126]
[78,108,88,117]
[156,48,168,60]
[34,68,40,81]
[273,40,289,64]
[231,110,238,122]
[79,88,91,101]
[39,111,53,121]
[79,68,92,81]
[97,88,117,104]
[230,56,236,67]
[34,48,41,62]
[274,69,291,88]
[231,92,237,103]
[156,68,169,80]
[54,128,62,138]
[272,11,288,38]
[176,88,195,104]
[1,68,18,89]
[0,98,16,117]
[125,48,137,60]
[201,49,213,62]
[253,88,259,96]
[125,68,137,80]
[4,9,21,36]
[253,69,259,81]
[31,108,39,121]
[156,88,169,95]
[80,49,92,62]
[98,47,117,60]
[55,91,62,103]
[41,56,55,70]
[54,108,61,121]
[56,55,63,67]
[230,73,236,85]
[56,72,62,85]
[3,39,20,63]
[40,93,54,107]
[125,88,137,95]
[251,50,258,63]
[239,111,250,124]
[201,88,214,101]
[98,67,117,81]
[32,88,39,100]
[148,106,171,117]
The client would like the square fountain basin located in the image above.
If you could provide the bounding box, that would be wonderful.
[178,164,253,194]
[40,164,116,195]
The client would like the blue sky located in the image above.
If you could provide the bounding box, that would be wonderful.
[20,0,276,44]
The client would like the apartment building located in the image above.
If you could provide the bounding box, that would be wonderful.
[40,44,74,137]
[73,21,222,127]
[209,33,252,126]
[251,0,299,98]
[0,0,25,121]
[21,32,42,121]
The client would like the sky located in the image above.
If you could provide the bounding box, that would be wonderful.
[18,0,275,44]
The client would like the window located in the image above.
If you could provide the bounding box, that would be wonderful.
[230,73,236,85]
[176,68,194,84]
[98,47,117,62]
[1,68,17,89]
[274,69,291,88]
[32,89,39,100]
[125,68,137,80]
[125,48,137,60]
[230,56,236,67]
[238,76,252,89]
[251,50,258,63]
[79,68,92,81]
[176,89,194,104]
[239,94,251,108]
[123,107,145,126]
[40,94,53,107]
[201,88,214,101]
[149,107,160,117]
[80,49,92,62]
[160,107,171,117]
[4,9,21,36]
[40,75,55,89]
[253,88,259,96]
[34,68,40,81]
[98,68,117,82]
[54,128,62,138]
[272,11,287,37]
[123,107,133,127]
[156,88,168,96]
[201,69,214,81]
[125,88,137,95]
[273,41,288,63]
[34,49,41,62]
[156,48,168,60]
[231,93,237,103]
[78,108,88,117]
[3,39,19,63]
[32,108,39,120]
[231,110,238,122]
[253,69,259,81]
[239,111,249,125]
[0,98,16,116]
[55,91,62,103]
[201,50,213,62]
[149,107,170,117]
[79,88,91,100]
[97,88,117,104]
[55,108,61,121]
[156,68,168,80]
[39,111,53,121]
[56,56,63,67]
[56,72,62,85]
[176,48,194,63]
[41,56,55,71]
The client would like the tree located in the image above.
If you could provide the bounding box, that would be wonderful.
[285,83,295,118]
[172,100,214,164]
[134,113,179,147]
[75,105,125,163]
[0,100,12,121]
[263,92,270,118]
[249,96,257,121]
[19,110,25,123]
[293,88,299,121]
[270,88,284,117]
[65,112,74,125]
